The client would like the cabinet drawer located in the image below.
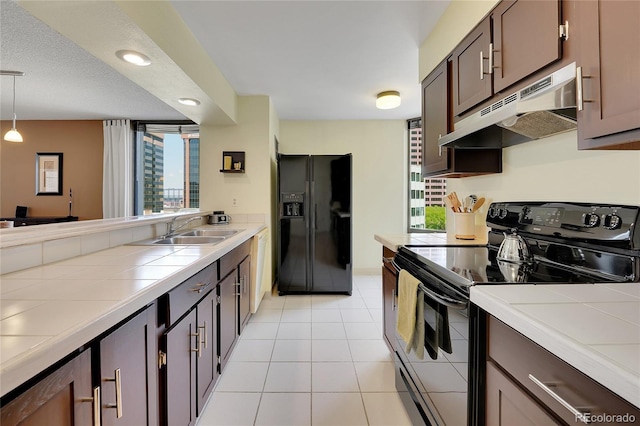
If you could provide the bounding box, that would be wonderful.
[166,263,216,326]
[219,240,251,280]
[488,316,639,425]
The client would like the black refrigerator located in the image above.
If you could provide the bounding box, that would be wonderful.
[277,154,352,295]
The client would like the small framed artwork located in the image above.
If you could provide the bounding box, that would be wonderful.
[36,152,63,195]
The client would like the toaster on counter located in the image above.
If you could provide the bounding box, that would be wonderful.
[208,211,231,225]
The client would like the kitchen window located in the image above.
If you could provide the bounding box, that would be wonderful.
[133,121,200,215]
[408,118,446,231]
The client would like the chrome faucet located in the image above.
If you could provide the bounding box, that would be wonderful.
[163,216,203,238]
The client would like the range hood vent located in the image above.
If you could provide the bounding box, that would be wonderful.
[439,62,577,149]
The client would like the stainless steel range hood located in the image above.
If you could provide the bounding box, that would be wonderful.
[439,62,577,149]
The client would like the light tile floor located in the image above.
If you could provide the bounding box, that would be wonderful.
[196,274,414,426]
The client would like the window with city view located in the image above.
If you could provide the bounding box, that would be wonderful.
[408,118,446,231]
[134,122,200,215]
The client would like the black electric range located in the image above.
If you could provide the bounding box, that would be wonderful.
[391,201,640,426]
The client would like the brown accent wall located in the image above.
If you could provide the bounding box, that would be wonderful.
[0,120,103,220]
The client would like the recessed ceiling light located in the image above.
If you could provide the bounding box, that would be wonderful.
[116,50,151,66]
[178,98,201,106]
[376,91,401,109]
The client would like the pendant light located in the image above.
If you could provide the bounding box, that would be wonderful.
[2,70,25,143]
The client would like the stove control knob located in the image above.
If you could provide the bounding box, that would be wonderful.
[488,206,499,219]
[582,212,600,228]
[602,214,622,230]
[498,208,508,219]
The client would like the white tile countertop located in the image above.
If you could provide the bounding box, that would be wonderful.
[374,232,488,251]
[0,222,265,397]
[471,283,640,408]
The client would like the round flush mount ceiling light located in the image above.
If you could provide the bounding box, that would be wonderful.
[178,98,201,106]
[376,91,401,109]
[116,50,151,66]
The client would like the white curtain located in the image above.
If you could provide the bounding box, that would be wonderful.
[103,119,133,218]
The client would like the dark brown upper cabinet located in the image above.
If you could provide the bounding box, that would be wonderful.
[422,59,502,178]
[576,0,640,149]
[452,0,562,117]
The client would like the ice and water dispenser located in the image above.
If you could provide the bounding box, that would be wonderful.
[281,193,304,217]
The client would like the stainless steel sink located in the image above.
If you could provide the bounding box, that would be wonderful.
[180,229,240,237]
[152,236,225,245]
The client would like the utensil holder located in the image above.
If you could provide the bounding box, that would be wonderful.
[454,212,476,240]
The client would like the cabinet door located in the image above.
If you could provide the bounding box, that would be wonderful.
[492,0,562,93]
[1,350,94,426]
[577,0,640,146]
[238,255,251,334]
[422,60,450,176]
[164,309,197,426]
[452,18,492,116]
[219,270,238,373]
[100,308,155,426]
[196,289,218,414]
[381,259,397,352]
[486,361,560,425]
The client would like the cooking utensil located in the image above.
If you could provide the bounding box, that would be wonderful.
[471,197,485,212]
[446,192,462,212]
[464,196,474,212]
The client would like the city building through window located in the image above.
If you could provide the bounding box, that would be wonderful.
[408,118,446,231]
[133,122,200,215]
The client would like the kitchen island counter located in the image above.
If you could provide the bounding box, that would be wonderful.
[471,283,640,408]
[0,222,265,398]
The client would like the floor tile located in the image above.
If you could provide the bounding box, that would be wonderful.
[312,322,347,339]
[311,362,360,392]
[312,309,343,322]
[240,322,279,340]
[198,392,261,425]
[344,322,382,340]
[280,308,312,323]
[277,322,312,339]
[283,295,312,309]
[214,362,269,392]
[340,309,374,323]
[271,339,312,361]
[263,362,311,392]
[250,308,282,323]
[348,340,393,362]
[354,361,397,391]
[361,392,414,426]
[255,393,311,426]
[312,393,368,426]
[338,296,368,309]
[312,339,352,361]
[228,339,274,362]
[311,294,340,309]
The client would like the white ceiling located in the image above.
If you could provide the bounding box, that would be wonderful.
[0,0,450,122]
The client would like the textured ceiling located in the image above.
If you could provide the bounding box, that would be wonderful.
[0,1,450,122]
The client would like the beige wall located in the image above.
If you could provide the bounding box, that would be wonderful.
[279,120,407,273]
[200,95,277,282]
[0,120,103,219]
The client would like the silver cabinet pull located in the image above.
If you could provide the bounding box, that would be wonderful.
[243,275,247,295]
[480,50,485,80]
[576,66,593,111]
[528,374,590,423]
[190,332,201,357]
[190,282,212,293]
[81,386,101,426]
[234,281,242,296]
[198,321,208,349]
[104,368,123,418]
[391,289,396,311]
[489,42,497,74]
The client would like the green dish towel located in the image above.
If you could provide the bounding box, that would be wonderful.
[396,270,425,359]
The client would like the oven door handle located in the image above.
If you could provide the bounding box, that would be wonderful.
[418,283,467,310]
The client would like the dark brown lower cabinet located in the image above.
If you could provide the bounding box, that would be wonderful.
[0,350,94,426]
[486,361,559,425]
[238,255,251,334]
[164,309,198,426]
[219,271,238,373]
[100,307,157,426]
[486,315,640,425]
[381,247,397,352]
[196,289,218,413]
[163,288,219,426]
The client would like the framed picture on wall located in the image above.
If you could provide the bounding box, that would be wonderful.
[36,152,63,195]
